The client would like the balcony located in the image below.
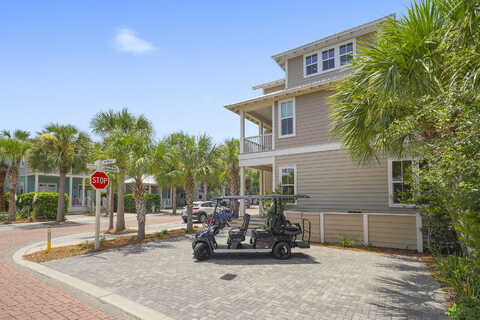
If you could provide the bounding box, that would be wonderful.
[242,133,273,153]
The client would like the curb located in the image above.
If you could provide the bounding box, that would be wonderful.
[13,240,174,320]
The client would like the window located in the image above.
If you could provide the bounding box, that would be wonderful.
[388,159,424,207]
[322,48,335,71]
[38,183,57,193]
[279,99,295,137]
[280,167,296,197]
[305,53,318,76]
[340,42,354,66]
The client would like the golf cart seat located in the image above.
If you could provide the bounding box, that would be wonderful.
[227,214,250,248]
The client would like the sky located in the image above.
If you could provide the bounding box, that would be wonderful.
[0,0,411,144]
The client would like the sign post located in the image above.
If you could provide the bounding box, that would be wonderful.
[90,160,110,249]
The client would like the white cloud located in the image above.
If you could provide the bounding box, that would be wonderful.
[114,28,155,55]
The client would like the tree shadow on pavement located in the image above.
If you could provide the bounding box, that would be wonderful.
[370,260,447,320]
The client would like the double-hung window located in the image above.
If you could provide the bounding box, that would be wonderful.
[388,159,426,207]
[340,42,354,66]
[279,100,295,137]
[322,48,335,71]
[305,54,318,76]
[280,167,296,197]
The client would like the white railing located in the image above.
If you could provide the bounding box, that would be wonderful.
[243,134,273,153]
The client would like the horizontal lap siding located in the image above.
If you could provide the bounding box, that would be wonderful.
[276,150,414,213]
[275,91,334,150]
[324,214,363,243]
[368,215,417,250]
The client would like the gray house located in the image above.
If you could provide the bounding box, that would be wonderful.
[225,15,424,252]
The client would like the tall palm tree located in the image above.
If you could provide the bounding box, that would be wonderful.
[0,137,8,212]
[165,133,216,233]
[126,131,153,240]
[2,130,30,222]
[90,108,152,231]
[219,139,240,217]
[28,124,90,222]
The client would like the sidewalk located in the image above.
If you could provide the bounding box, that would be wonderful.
[0,214,181,320]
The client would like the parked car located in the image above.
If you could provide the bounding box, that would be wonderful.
[182,201,216,223]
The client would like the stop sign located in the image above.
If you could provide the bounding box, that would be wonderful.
[90,171,109,189]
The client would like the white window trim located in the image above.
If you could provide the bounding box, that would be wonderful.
[387,158,419,208]
[278,97,296,139]
[38,182,57,193]
[279,165,297,204]
[303,39,356,78]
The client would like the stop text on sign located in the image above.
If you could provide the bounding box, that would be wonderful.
[90,171,109,189]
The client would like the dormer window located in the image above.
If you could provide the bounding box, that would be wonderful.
[305,54,318,76]
[340,42,354,66]
[322,48,335,71]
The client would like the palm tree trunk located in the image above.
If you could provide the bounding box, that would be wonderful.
[108,183,114,231]
[0,168,6,212]
[134,183,146,240]
[116,169,126,231]
[203,182,208,201]
[171,184,177,215]
[230,166,240,218]
[7,163,20,222]
[57,170,67,222]
[185,174,194,233]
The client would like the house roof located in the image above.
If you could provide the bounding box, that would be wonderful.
[225,70,345,115]
[125,175,157,186]
[271,14,394,70]
[252,79,285,91]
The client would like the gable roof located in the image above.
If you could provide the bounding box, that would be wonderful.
[271,14,394,70]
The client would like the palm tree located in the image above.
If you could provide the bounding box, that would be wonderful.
[90,108,152,232]
[152,134,184,215]
[219,139,240,217]
[126,130,153,240]
[165,133,216,233]
[329,1,446,162]
[28,124,90,222]
[0,137,8,212]
[2,130,30,222]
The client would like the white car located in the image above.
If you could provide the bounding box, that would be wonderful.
[182,201,216,223]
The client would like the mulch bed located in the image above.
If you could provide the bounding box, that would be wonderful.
[24,226,201,263]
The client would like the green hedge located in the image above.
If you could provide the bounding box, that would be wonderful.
[17,192,69,220]
[102,193,160,213]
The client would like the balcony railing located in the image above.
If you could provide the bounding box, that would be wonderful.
[243,134,273,153]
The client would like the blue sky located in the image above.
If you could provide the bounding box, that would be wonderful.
[0,0,410,144]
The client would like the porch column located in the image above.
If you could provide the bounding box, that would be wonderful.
[271,102,276,150]
[240,111,245,153]
[239,166,245,216]
[149,185,152,194]
[69,175,73,208]
[25,175,28,193]
[258,169,264,215]
[34,173,39,192]
[82,178,86,206]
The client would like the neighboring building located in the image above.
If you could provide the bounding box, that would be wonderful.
[16,161,90,213]
[225,15,424,251]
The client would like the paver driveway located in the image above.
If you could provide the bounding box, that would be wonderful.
[45,232,446,320]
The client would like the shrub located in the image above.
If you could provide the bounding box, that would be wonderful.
[433,254,480,299]
[340,235,354,248]
[16,192,69,220]
[106,193,161,213]
[447,297,480,320]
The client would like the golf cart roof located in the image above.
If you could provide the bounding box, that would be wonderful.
[215,194,310,200]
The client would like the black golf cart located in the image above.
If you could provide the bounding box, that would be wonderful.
[192,194,311,261]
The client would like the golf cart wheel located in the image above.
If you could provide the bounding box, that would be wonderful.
[194,242,210,261]
[199,213,207,223]
[272,242,291,260]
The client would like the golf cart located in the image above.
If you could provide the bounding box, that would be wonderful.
[192,194,311,260]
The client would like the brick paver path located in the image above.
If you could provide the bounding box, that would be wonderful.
[46,233,447,320]
[0,214,181,320]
